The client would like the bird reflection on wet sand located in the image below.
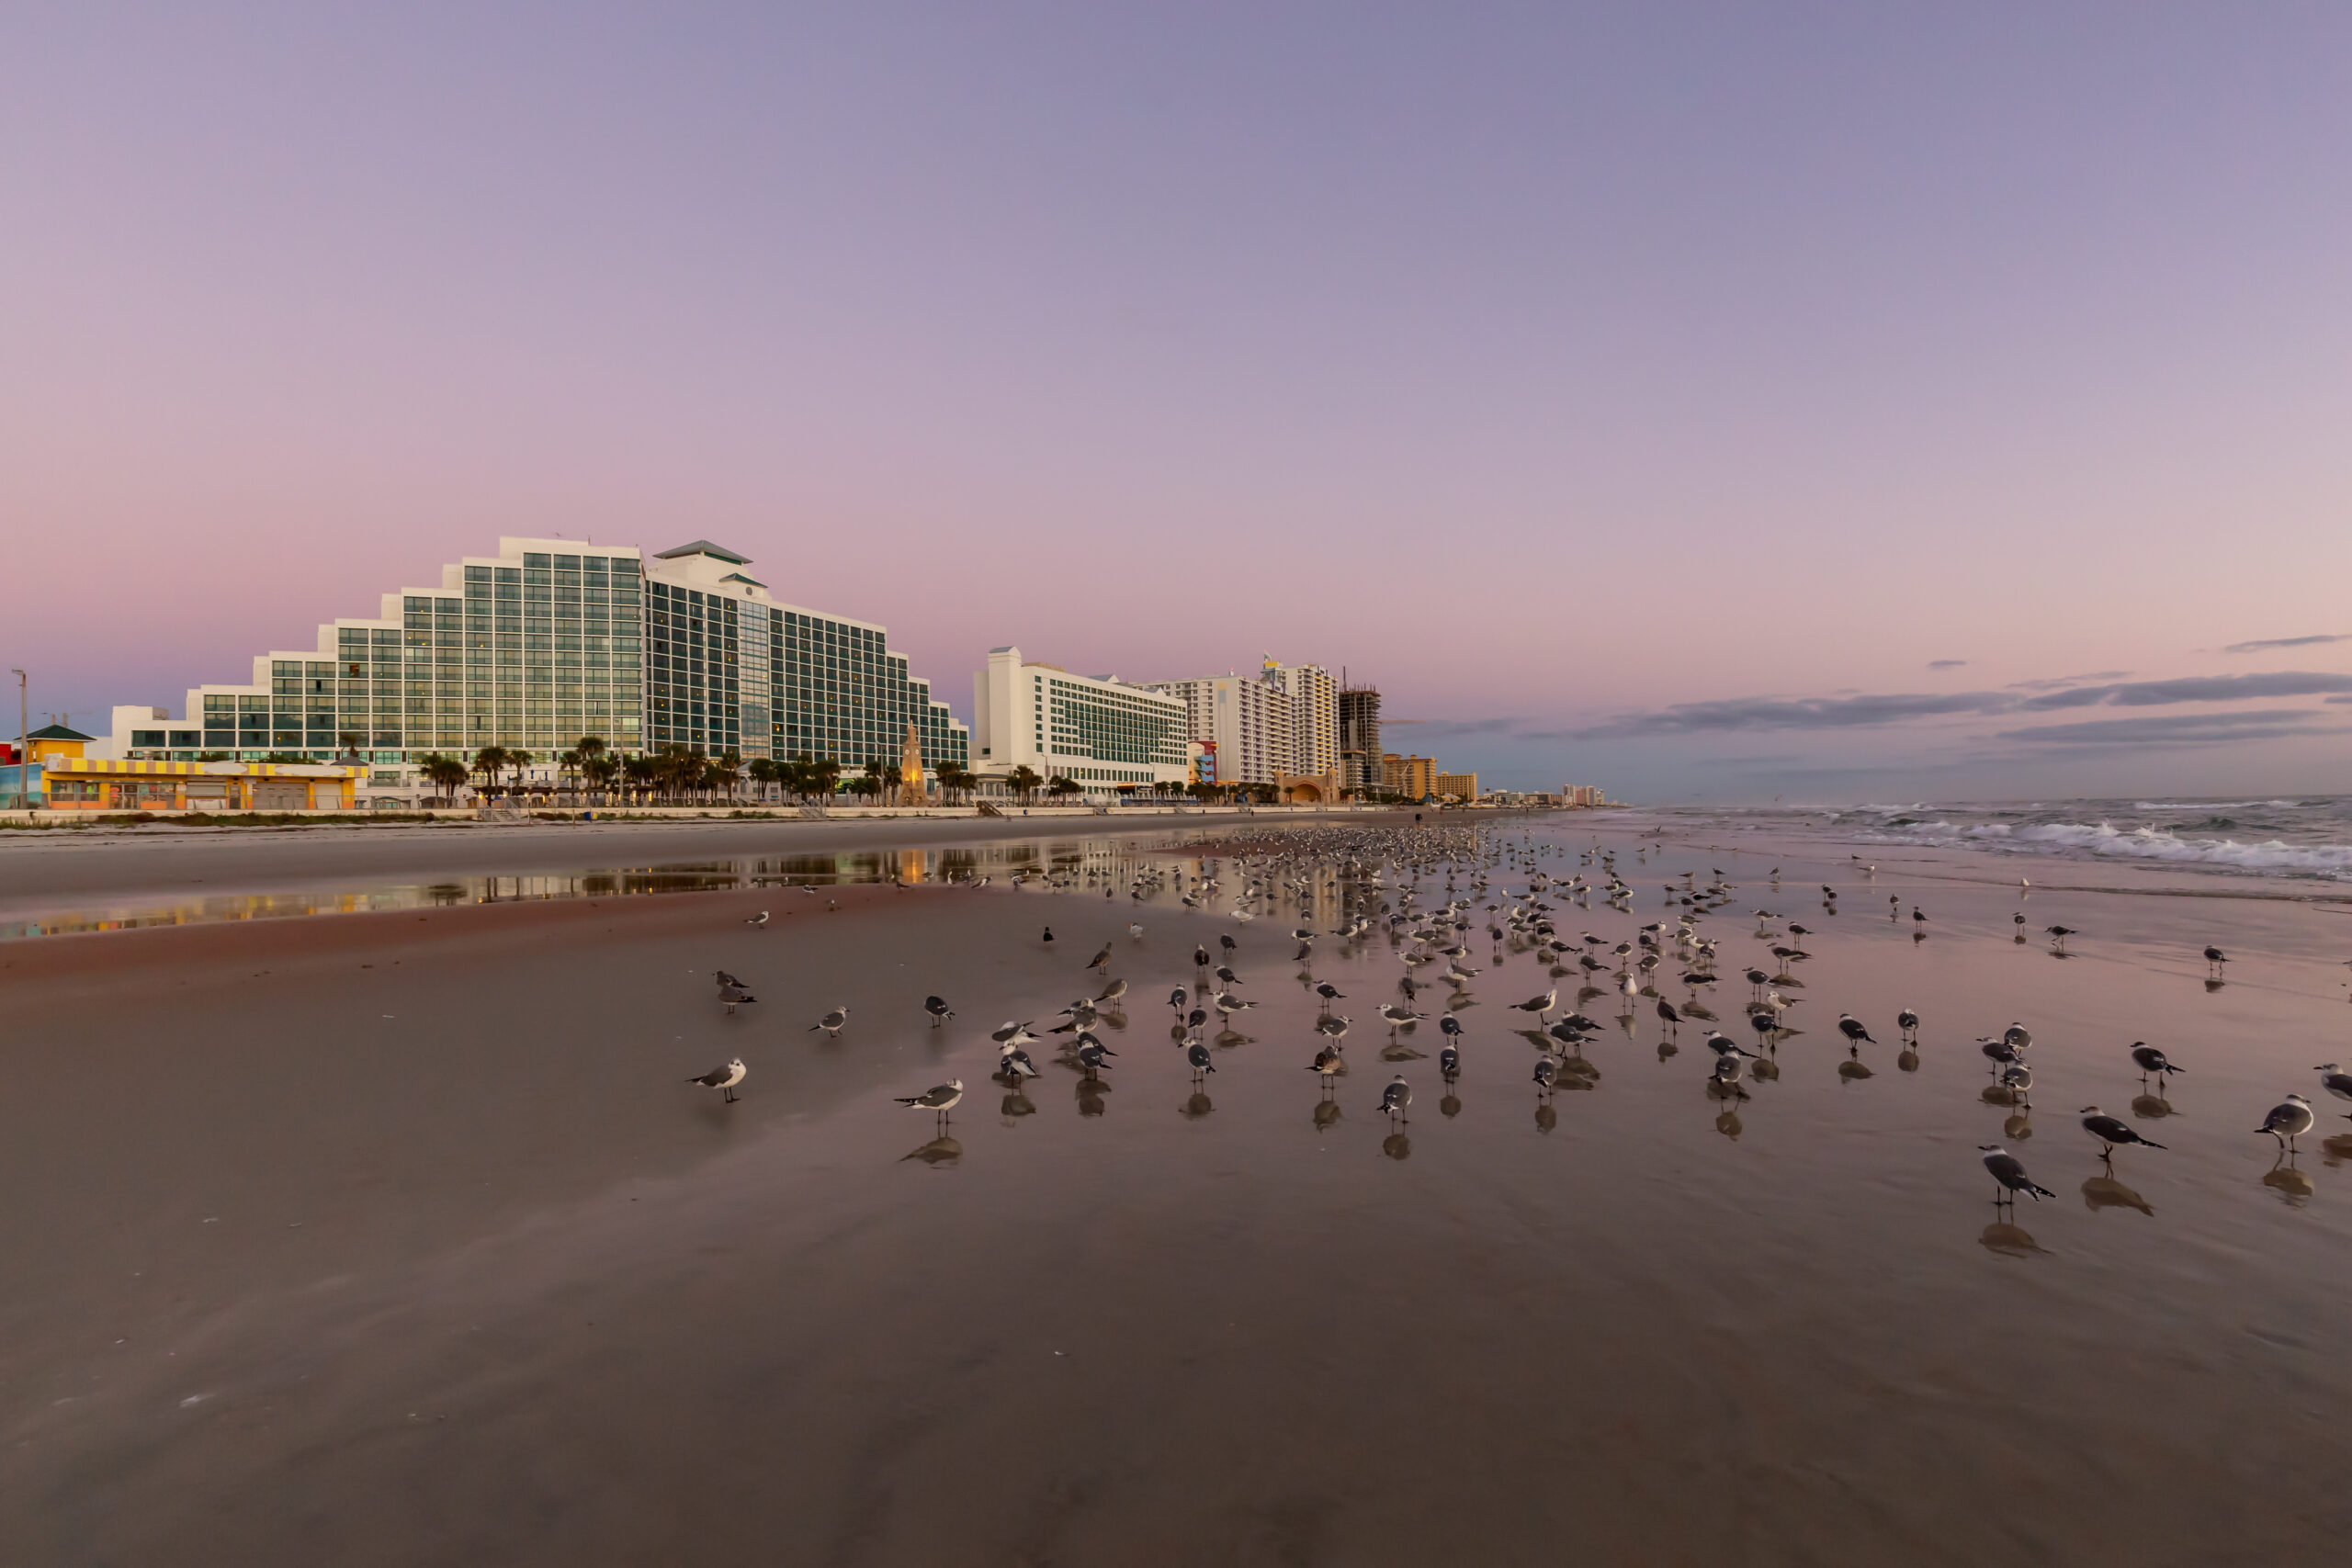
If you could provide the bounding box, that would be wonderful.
[900,1136,963,1167]
[1383,1133,1412,1159]
[1533,1103,1556,1134]
[1076,1081,1107,1117]
[2262,1157,2314,1204]
[2004,1112,2034,1141]
[1715,1109,1743,1139]
[999,1092,1035,1121]
[1181,1092,1214,1121]
[1897,1049,1919,1073]
[1441,1093,1462,1119]
[2081,1177,2154,1215]
[1312,1100,1341,1132]
[1979,1222,2048,1257]
[2324,1134,2352,1167]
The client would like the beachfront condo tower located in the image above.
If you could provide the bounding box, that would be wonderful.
[103,537,967,773]
[971,647,1192,791]
[1148,672,1295,786]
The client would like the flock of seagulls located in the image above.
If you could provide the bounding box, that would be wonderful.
[679,821,2351,1214]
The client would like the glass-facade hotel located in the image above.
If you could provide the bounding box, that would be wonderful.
[115,537,967,773]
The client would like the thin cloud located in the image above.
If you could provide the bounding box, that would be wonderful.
[1571,668,2352,741]
[1568,691,2016,739]
[2222,634,2349,654]
[2019,671,2352,710]
[2006,671,2132,692]
[1927,660,1967,670]
[1995,710,2350,746]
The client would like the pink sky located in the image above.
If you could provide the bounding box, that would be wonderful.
[6,5,2349,797]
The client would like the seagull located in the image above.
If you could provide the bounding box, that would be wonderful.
[1214,991,1255,1017]
[2045,925,2077,948]
[1532,1055,1557,1094]
[1077,1038,1115,1077]
[1315,981,1347,1009]
[1895,1007,1920,1043]
[2316,1063,2352,1109]
[1379,1075,1413,1123]
[992,1020,1037,1048]
[1655,998,1681,1036]
[1094,977,1128,1007]
[1316,1015,1351,1044]
[1168,985,1190,1014]
[2130,1042,2183,1078]
[1309,1043,1346,1078]
[2203,944,2227,974]
[1186,1039,1216,1079]
[2256,1094,2315,1151]
[923,995,954,1026]
[999,1044,1039,1080]
[1980,1037,2021,1069]
[1128,922,1145,940]
[1510,987,1557,1020]
[1086,944,1113,974]
[718,983,756,1015]
[896,1079,964,1128]
[1979,1145,2054,1203]
[1043,927,1055,944]
[1998,1063,2033,1104]
[1837,1013,1874,1047]
[687,1058,747,1103]
[2079,1106,2165,1162]
[744,910,769,928]
[1711,1055,1744,1088]
[1440,1043,1461,1081]
[2003,1022,2033,1053]
[1439,1013,1464,1043]
[808,1006,850,1037]
[1378,1003,1424,1032]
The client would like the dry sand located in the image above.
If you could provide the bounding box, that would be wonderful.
[5,818,2350,1564]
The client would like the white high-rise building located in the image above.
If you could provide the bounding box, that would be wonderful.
[1150,672,1295,785]
[972,647,1192,790]
[1261,658,1338,777]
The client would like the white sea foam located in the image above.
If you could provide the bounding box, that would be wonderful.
[1855,818,2352,878]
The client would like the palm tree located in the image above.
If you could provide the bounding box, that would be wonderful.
[933,762,969,805]
[506,750,536,805]
[418,752,469,806]
[622,753,655,805]
[472,746,510,803]
[557,749,582,805]
[811,757,843,799]
[748,756,778,803]
[707,754,741,804]
[584,753,621,804]
[576,735,608,804]
[1047,774,1082,802]
[1007,764,1043,806]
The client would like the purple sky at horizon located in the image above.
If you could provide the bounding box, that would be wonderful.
[6,5,2349,800]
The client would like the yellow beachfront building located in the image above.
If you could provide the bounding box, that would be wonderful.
[20,728,366,812]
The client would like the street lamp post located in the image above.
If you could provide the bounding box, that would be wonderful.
[11,669,25,813]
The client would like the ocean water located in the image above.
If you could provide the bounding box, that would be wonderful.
[1635,796,2352,883]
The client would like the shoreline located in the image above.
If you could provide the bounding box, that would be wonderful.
[0,805,1457,912]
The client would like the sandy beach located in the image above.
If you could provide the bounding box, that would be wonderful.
[6,815,2351,1564]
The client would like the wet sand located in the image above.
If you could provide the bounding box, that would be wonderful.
[6,819,2351,1564]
